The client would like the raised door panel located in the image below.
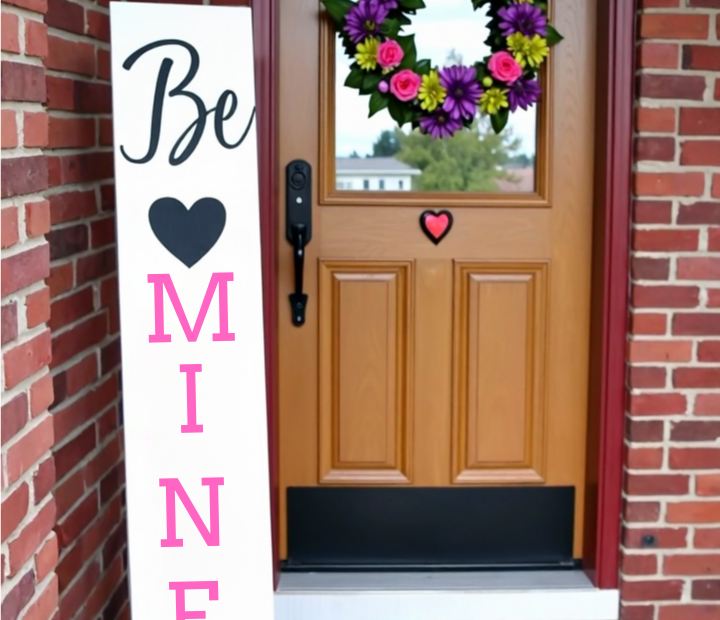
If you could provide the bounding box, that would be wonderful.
[452,262,549,484]
[318,261,413,483]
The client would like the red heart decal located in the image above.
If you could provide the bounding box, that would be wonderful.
[420,210,453,245]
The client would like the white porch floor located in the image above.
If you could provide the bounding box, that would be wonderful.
[274,570,620,620]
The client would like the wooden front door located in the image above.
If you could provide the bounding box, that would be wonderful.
[277,0,596,567]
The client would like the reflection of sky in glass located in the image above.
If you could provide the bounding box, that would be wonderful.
[334,0,537,158]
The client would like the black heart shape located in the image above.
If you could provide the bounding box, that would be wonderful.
[148,197,226,268]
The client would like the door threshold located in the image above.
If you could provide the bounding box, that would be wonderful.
[274,570,619,620]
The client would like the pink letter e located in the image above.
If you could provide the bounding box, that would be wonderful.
[168,581,218,620]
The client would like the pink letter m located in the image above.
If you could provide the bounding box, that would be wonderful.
[148,272,235,343]
[159,478,224,547]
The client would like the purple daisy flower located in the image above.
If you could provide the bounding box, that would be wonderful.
[507,78,541,112]
[344,0,390,44]
[439,65,482,121]
[497,3,547,37]
[419,110,463,139]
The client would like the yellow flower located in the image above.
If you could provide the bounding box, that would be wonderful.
[355,37,379,71]
[507,33,549,69]
[479,87,509,115]
[524,34,549,67]
[418,70,447,112]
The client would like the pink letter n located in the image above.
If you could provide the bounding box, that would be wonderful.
[148,272,235,343]
[159,478,224,547]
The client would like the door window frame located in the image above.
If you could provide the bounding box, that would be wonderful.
[252,0,635,591]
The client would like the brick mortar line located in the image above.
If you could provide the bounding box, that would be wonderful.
[48,279,117,317]
[47,146,114,157]
[51,383,120,446]
[0,401,52,462]
[0,145,46,159]
[0,531,57,599]
[46,25,110,50]
[626,413,719,419]
[54,455,125,559]
[0,4,47,18]
[0,344,50,397]
[43,179,115,201]
[0,102,46,112]
[46,243,118,265]
[47,110,112,120]
[49,363,120,420]
[637,68,719,79]
[626,441,720,449]
[54,456,125,539]
[0,235,47,260]
[636,97,719,107]
[0,441,53,504]
[7,564,60,619]
[44,71,109,87]
[53,424,125,496]
[48,216,117,234]
[52,369,120,421]
[55,457,121,534]
[2,491,55,556]
[635,160,720,169]
[49,277,114,306]
[2,196,48,213]
[99,477,125,509]
[0,51,43,67]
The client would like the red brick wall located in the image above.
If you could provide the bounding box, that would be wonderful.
[622,1,720,619]
[43,0,127,619]
[1,3,58,620]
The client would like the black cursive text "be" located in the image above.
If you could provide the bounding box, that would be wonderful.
[120,39,255,166]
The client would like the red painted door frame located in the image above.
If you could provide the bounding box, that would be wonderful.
[252,0,636,591]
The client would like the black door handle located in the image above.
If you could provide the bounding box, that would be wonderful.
[289,223,308,326]
[286,160,312,326]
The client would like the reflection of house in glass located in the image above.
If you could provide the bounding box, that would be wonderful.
[336,157,422,191]
[495,164,535,192]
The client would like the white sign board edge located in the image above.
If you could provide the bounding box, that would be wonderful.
[109,3,275,620]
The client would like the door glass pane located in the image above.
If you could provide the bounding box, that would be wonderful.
[334,0,538,193]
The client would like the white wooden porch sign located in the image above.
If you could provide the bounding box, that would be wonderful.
[109,3,274,620]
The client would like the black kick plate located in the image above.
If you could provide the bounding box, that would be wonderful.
[285,486,576,570]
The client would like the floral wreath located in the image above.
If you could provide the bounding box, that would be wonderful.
[322,0,563,139]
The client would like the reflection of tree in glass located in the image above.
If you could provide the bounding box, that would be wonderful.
[376,116,522,192]
[371,130,401,157]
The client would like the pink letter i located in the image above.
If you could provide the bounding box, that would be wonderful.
[180,364,203,433]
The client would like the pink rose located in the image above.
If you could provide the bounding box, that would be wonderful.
[377,40,404,70]
[390,69,421,102]
[488,51,523,84]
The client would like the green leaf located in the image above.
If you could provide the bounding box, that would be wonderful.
[344,65,364,89]
[490,108,509,134]
[322,0,354,24]
[474,61,488,82]
[405,107,421,125]
[369,90,390,117]
[545,24,564,47]
[396,34,417,69]
[415,59,432,75]
[399,0,426,9]
[387,97,409,126]
[380,17,402,38]
[360,71,383,95]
